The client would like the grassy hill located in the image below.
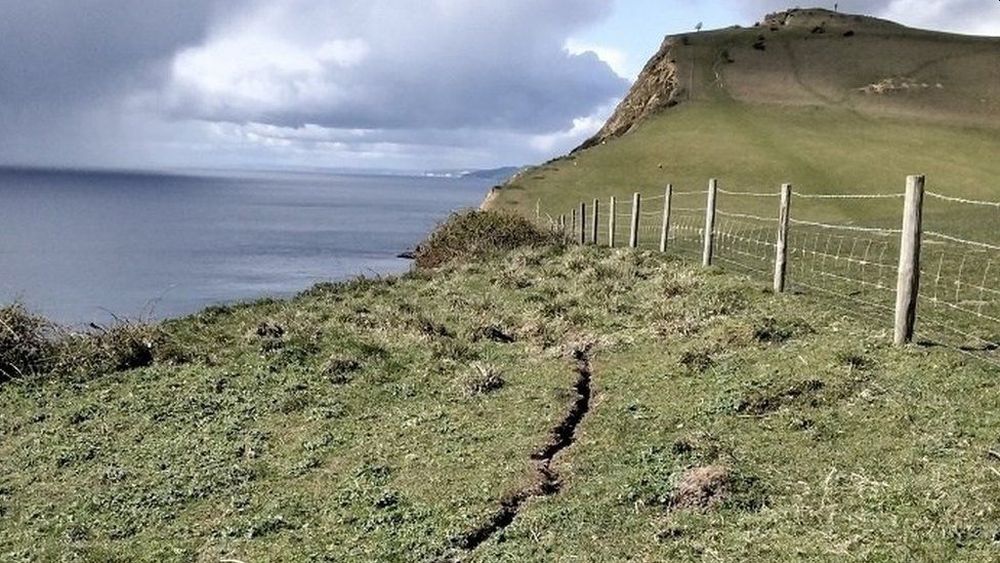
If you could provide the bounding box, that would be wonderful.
[3,7,1000,562]
[486,8,1000,236]
[2,224,999,561]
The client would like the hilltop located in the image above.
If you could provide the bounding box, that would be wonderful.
[486,8,1000,223]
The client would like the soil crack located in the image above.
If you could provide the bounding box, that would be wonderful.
[452,346,593,553]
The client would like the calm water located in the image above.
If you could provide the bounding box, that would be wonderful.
[0,167,488,325]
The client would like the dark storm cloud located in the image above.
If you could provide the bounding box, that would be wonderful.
[0,0,628,167]
[160,0,628,133]
[0,1,249,104]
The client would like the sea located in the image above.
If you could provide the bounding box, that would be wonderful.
[0,167,491,326]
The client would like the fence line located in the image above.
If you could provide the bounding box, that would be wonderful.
[546,176,999,363]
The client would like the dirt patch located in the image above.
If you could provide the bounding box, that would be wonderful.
[671,465,731,510]
[472,325,515,344]
[736,379,826,415]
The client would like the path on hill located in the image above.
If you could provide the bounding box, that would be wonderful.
[451,346,594,555]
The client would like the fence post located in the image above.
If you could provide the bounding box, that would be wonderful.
[591,198,600,244]
[571,208,577,241]
[659,184,673,252]
[579,202,587,245]
[894,175,925,345]
[702,179,718,266]
[773,183,792,293]
[608,196,616,248]
[559,214,566,240]
[629,193,641,248]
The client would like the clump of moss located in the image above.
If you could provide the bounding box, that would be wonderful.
[0,304,55,381]
[414,211,561,269]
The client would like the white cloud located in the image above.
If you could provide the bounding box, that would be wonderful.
[159,0,628,134]
[564,38,631,79]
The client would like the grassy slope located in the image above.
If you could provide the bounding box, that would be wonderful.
[2,245,999,561]
[489,13,1000,239]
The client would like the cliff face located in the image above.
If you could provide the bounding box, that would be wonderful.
[574,36,681,152]
[573,8,926,153]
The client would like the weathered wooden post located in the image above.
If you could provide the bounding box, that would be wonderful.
[579,202,587,245]
[591,198,600,244]
[659,184,673,252]
[608,196,617,248]
[629,193,641,249]
[702,179,718,266]
[571,208,577,240]
[894,175,925,345]
[559,214,566,240]
[773,183,792,293]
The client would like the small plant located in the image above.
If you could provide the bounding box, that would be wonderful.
[458,363,505,396]
[323,355,363,385]
[0,304,55,382]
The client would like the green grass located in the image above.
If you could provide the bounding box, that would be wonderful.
[2,244,999,561]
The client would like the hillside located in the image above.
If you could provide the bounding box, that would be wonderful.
[2,233,999,560]
[487,7,1000,225]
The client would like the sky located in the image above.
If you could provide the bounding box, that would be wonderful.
[1,0,998,172]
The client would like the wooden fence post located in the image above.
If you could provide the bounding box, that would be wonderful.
[579,202,587,245]
[702,179,718,266]
[894,175,925,345]
[608,196,616,248]
[591,198,600,244]
[559,214,566,240]
[571,208,577,241]
[629,193,641,248]
[659,184,673,252]
[773,183,792,293]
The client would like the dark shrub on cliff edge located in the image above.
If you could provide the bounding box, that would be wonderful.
[1,303,167,384]
[0,304,56,382]
[414,211,561,269]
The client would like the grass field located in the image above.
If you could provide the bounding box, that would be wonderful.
[486,9,1000,355]
[2,240,999,561]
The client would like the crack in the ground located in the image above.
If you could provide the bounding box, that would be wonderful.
[452,346,593,554]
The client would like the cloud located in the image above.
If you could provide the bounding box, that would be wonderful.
[159,0,629,133]
[564,39,631,79]
[0,0,629,169]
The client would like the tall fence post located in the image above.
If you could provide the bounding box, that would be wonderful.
[659,184,673,252]
[571,208,577,242]
[629,192,641,249]
[702,179,718,266]
[894,175,925,345]
[773,183,792,293]
[608,196,617,248]
[559,214,566,241]
[591,198,600,244]
[579,202,587,245]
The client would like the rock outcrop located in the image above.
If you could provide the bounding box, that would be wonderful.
[574,36,681,152]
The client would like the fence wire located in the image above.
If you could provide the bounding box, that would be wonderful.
[546,183,999,365]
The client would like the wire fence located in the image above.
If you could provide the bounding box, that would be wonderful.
[543,178,1000,366]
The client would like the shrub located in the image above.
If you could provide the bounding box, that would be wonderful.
[457,363,505,396]
[0,304,55,382]
[54,322,160,376]
[414,211,561,269]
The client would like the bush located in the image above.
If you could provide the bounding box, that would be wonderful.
[54,322,160,377]
[0,304,56,382]
[1,303,166,384]
[414,211,561,269]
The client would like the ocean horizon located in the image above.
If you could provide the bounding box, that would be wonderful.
[0,166,491,326]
